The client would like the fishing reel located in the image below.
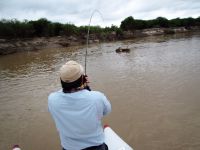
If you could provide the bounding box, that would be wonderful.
[83,75,91,91]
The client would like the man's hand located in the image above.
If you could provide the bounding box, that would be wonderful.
[83,75,91,91]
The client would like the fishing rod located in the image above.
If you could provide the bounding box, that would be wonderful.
[85,9,104,74]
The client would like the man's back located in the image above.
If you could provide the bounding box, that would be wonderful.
[48,89,111,150]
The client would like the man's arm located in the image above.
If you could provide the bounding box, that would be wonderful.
[102,94,111,116]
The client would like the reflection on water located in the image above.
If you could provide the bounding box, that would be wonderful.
[0,33,200,150]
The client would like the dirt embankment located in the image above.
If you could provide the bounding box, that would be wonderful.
[0,36,85,55]
[0,26,199,55]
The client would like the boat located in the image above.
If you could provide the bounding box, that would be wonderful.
[12,145,21,150]
[12,125,134,150]
[104,125,134,150]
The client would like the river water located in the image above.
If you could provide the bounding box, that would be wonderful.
[0,33,200,150]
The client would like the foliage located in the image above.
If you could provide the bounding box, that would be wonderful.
[120,16,135,31]
[120,16,200,30]
[0,16,199,39]
[63,23,77,36]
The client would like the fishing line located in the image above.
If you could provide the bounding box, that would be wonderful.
[85,9,104,74]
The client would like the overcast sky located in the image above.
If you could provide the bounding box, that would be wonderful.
[0,0,200,27]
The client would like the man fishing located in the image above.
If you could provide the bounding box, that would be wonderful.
[48,60,111,150]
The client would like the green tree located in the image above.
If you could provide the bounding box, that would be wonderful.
[195,16,200,26]
[169,18,182,27]
[120,16,134,31]
[155,17,169,27]
[133,19,147,29]
[63,23,77,36]
[52,22,63,36]
[182,17,195,28]
[29,18,51,36]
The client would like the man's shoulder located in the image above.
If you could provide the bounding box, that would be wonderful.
[90,90,104,96]
[48,89,62,100]
[89,90,106,100]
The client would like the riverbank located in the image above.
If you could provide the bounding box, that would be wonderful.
[0,36,85,55]
[0,26,199,55]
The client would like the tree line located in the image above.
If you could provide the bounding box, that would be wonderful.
[120,16,200,31]
[0,16,199,38]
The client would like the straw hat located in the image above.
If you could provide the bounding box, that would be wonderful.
[60,60,84,83]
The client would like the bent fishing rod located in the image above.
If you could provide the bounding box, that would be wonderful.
[84,9,104,74]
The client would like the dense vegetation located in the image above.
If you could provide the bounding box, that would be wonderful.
[0,16,199,38]
[120,16,200,31]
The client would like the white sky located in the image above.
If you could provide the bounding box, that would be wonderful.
[0,0,199,27]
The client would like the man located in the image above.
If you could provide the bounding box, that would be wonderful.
[48,60,111,150]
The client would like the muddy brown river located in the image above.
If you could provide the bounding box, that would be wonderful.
[0,33,200,150]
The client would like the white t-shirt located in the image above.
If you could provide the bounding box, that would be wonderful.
[48,89,111,150]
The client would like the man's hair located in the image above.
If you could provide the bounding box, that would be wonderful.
[61,75,83,93]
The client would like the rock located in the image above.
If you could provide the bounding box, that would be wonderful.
[68,36,77,41]
[173,27,187,33]
[0,47,17,55]
[122,31,134,39]
[107,31,117,41]
[93,39,100,43]
[88,40,93,44]
[58,42,70,47]
[142,28,164,36]
[0,39,6,42]
[164,29,175,34]
[116,47,130,53]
